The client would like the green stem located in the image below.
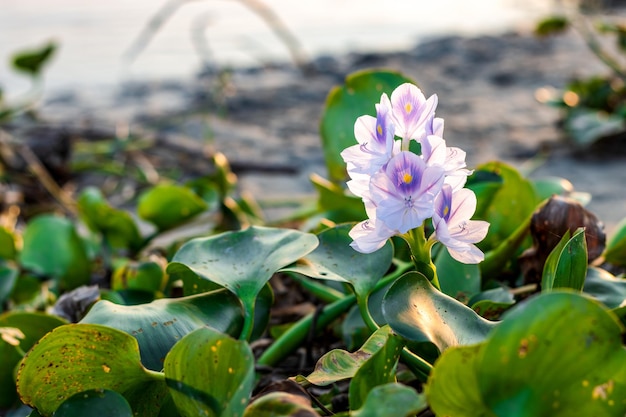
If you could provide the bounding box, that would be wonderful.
[239,301,255,341]
[357,293,379,332]
[400,349,432,381]
[288,273,345,303]
[402,226,439,290]
[257,261,414,367]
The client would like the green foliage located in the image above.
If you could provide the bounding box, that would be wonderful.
[426,292,626,417]
[19,215,91,292]
[6,68,626,416]
[542,228,588,291]
[164,327,254,417]
[535,16,570,36]
[138,183,208,231]
[11,41,57,77]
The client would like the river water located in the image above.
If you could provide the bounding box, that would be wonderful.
[1,0,552,97]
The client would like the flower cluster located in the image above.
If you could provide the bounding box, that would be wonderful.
[341,83,489,264]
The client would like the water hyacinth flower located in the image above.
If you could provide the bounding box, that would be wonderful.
[432,184,490,264]
[342,82,489,267]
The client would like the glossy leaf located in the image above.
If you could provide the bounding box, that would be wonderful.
[138,184,207,231]
[169,226,317,340]
[0,312,66,409]
[53,389,133,417]
[435,246,481,302]
[427,292,626,416]
[320,70,414,182]
[19,215,91,291]
[584,266,626,308]
[471,162,537,252]
[542,227,587,291]
[604,217,626,266]
[349,327,405,409]
[281,224,393,299]
[16,324,167,416]
[243,392,318,417]
[80,289,245,371]
[382,272,496,354]
[77,187,143,252]
[164,327,254,417]
[351,383,427,417]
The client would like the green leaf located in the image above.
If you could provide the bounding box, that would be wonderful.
[320,70,414,182]
[535,16,569,36]
[53,389,133,417]
[0,227,17,260]
[435,246,481,302]
[426,292,626,417]
[16,324,167,416]
[542,227,588,291]
[349,327,405,409]
[470,162,537,252]
[18,215,91,292]
[80,289,246,371]
[297,325,403,387]
[0,312,66,409]
[584,266,626,308]
[281,224,393,299]
[310,173,366,223]
[77,187,143,252]
[169,226,317,340]
[111,260,166,294]
[604,217,626,266]
[243,392,319,417]
[351,383,427,417]
[164,327,254,417]
[0,264,18,307]
[564,108,625,147]
[11,41,57,77]
[382,272,496,354]
[138,184,208,231]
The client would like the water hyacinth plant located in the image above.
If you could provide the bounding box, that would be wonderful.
[342,83,489,284]
[3,70,626,416]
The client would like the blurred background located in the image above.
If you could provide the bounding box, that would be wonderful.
[1,0,552,97]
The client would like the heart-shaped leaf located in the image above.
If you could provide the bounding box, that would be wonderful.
[138,183,208,231]
[19,215,91,291]
[164,327,254,417]
[320,70,414,182]
[12,41,56,77]
[426,292,626,416]
[169,226,318,340]
[16,324,167,416]
[297,325,403,387]
[80,289,247,371]
[281,224,393,299]
[53,389,133,417]
[542,227,588,291]
[0,312,66,409]
[351,383,427,417]
[382,272,497,354]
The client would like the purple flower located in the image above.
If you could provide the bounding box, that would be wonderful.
[421,135,472,191]
[432,185,489,264]
[349,218,397,253]
[390,83,438,144]
[369,151,444,234]
[341,93,398,177]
